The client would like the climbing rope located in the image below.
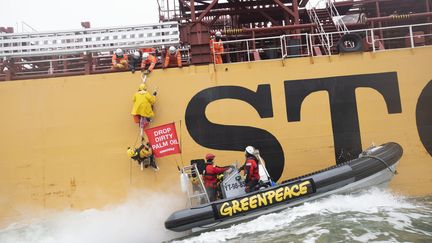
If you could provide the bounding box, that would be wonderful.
[132,129,142,148]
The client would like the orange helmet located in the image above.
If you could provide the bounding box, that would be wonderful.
[205,153,215,161]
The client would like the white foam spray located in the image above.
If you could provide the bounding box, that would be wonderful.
[0,190,187,243]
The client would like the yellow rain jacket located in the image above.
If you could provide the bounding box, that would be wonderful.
[131,90,156,118]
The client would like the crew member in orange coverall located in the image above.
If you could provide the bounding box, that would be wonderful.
[163,46,182,68]
[210,31,224,64]
[111,48,128,70]
[141,52,157,74]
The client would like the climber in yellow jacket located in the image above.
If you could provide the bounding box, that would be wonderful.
[131,83,157,129]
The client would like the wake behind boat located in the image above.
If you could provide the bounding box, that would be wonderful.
[165,142,403,233]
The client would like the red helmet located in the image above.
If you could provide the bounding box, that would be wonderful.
[205,153,215,160]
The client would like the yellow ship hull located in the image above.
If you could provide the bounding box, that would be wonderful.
[1,47,431,226]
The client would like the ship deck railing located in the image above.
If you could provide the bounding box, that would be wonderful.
[1,22,431,81]
[214,22,432,64]
[0,48,191,80]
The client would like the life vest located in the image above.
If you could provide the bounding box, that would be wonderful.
[112,54,128,65]
[209,39,224,54]
[203,162,226,188]
[245,156,260,181]
[164,51,182,68]
[141,54,157,71]
[209,38,224,64]
[131,144,152,163]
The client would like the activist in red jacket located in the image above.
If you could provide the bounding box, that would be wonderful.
[203,153,228,201]
[239,146,261,193]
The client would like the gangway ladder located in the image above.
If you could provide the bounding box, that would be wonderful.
[327,0,349,34]
[308,3,332,55]
[307,0,349,55]
[181,164,210,207]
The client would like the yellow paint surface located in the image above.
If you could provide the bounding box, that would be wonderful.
[1,47,432,226]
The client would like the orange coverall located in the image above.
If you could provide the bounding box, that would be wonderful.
[163,51,182,68]
[210,39,224,64]
[141,54,157,72]
[111,54,128,70]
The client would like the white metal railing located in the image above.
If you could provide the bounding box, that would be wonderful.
[214,22,432,64]
[0,22,180,58]
[360,23,432,51]
[307,23,432,56]
[0,46,192,76]
[281,34,311,58]
[180,164,210,207]
[327,0,349,33]
[214,34,310,63]
[214,35,308,63]
[2,23,431,73]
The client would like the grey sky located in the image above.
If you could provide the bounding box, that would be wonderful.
[1,0,322,32]
[1,0,159,32]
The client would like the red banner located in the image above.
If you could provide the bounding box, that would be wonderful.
[144,122,181,158]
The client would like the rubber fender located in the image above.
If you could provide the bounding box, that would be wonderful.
[337,33,363,53]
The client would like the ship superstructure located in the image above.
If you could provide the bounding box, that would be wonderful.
[1,0,431,80]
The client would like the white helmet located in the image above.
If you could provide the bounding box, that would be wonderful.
[133,51,140,59]
[215,31,222,37]
[115,48,123,56]
[245,146,255,155]
[168,46,176,55]
[142,52,149,60]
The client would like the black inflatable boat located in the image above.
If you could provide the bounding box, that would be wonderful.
[165,142,403,233]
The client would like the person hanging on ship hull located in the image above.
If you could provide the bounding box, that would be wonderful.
[127,143,158,171]
[131,83,157,129]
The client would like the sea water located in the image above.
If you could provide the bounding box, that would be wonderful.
[1,188,431,243]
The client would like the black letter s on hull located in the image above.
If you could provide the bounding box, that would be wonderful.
[185,85,285,181]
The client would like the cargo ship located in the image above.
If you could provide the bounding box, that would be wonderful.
[0,0,431,228]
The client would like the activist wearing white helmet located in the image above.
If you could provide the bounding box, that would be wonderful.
[115,48,124,56]
[168,46,177,55]
[245,146,255,155]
